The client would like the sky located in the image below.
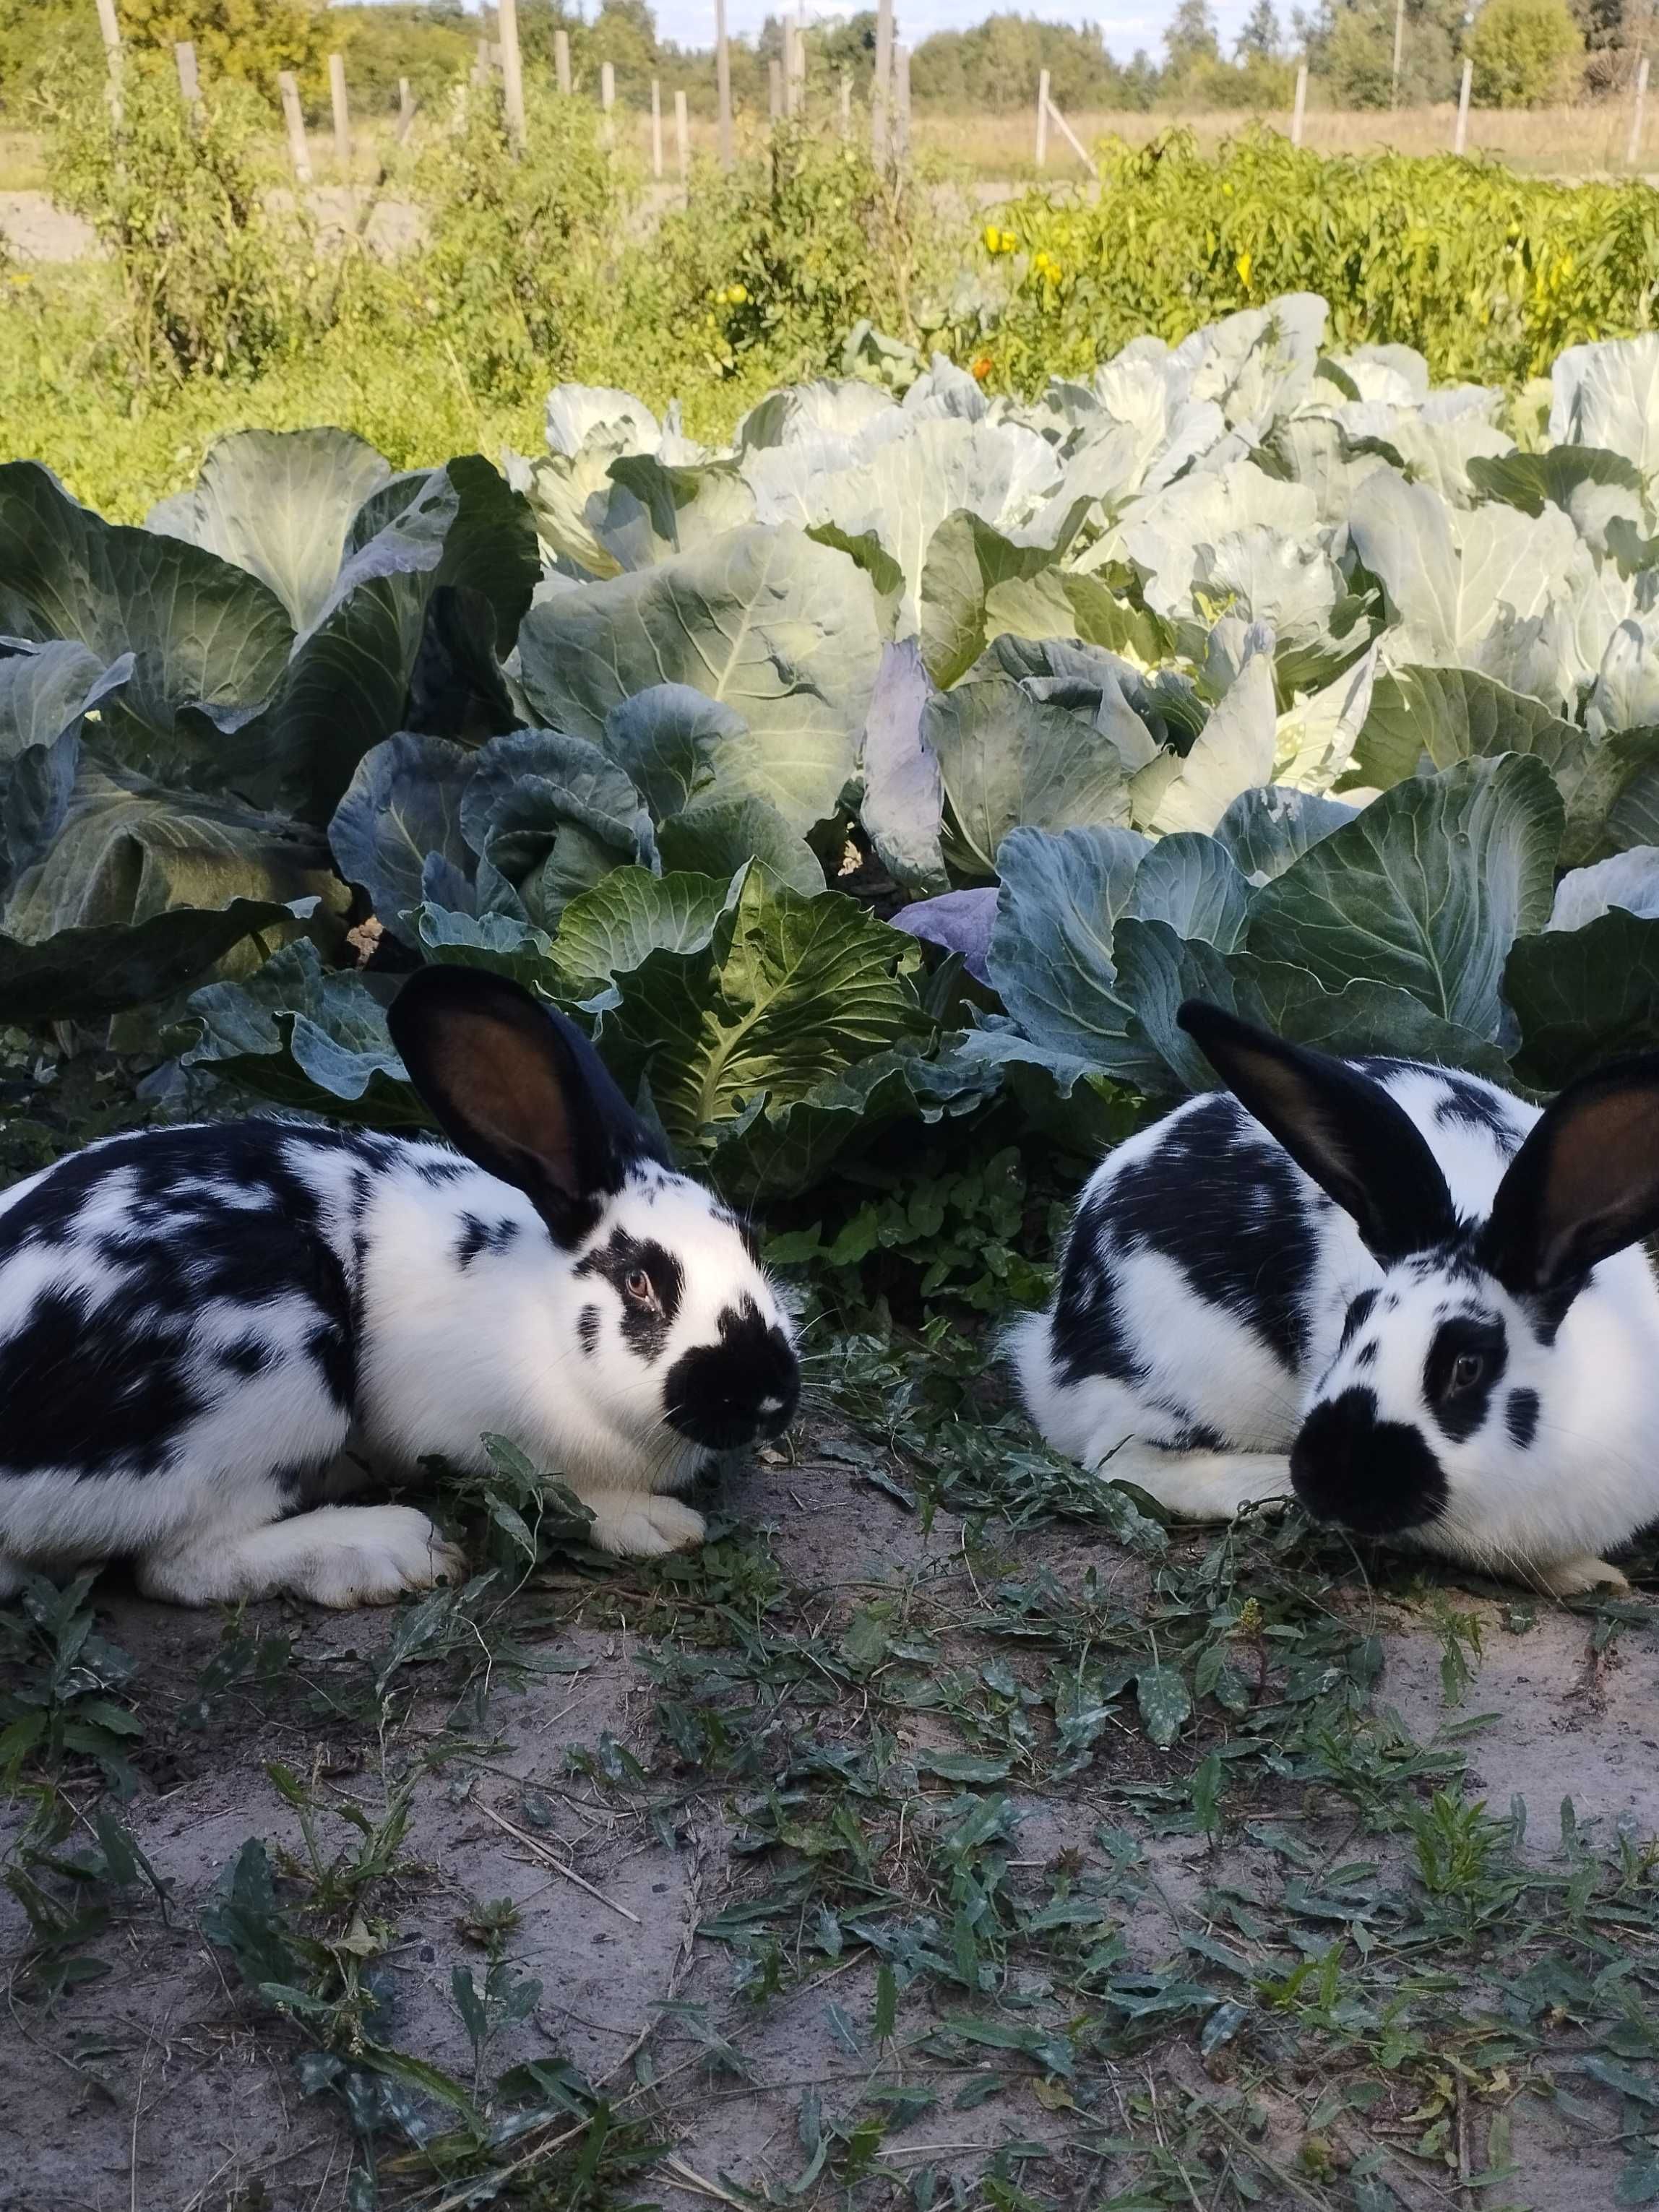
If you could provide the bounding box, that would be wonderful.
[422,0,1251,68]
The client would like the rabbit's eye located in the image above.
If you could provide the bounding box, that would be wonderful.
[1449,1352,1485,1393]
[624,1268,655,1305]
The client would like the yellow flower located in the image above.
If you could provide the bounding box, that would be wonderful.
[1236,250,1252,288]
[983,222,1000,253]
[728,282,749,304]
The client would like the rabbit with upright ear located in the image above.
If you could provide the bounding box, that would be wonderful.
[0,967,798,1609]
[1010,1000,1659,1595]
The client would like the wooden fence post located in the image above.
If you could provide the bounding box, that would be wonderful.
[714,0,733,167]
[872,0,893,163]
[1035,66,1049,167]
[675,87,689,189]
[1629,54,1650,166]
[768,56,782,119]
[173,38,200,121]
[651,78,663,176]
[329,51,351,169]
[1043,85,1095,170]
[1391,0,1404,105]
[397,76,415,139]
[94,0,123,123]
[1454,57,1471,152]
[1290,61,1307,146]
[498,0,526,148]
[600,59,614,147]
[278,69,311,181]
[473,38,489,87]
[839,66,850,137]
[788,17,806,116]
[894,44,910,164]
[554,27,572,94]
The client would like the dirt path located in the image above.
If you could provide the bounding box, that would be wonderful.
[2,1412,1656,2212]
[3,178,1018,266]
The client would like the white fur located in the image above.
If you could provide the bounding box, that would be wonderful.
[1013,1063,1659,1589]
[0,1130,792,1605]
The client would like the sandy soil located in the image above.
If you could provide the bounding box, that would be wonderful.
[1,1425,1655,2212]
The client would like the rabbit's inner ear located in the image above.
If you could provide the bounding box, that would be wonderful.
[1176,1000,1456,1262]
[389,968,641,1245]
[1481,1060,1659,1302]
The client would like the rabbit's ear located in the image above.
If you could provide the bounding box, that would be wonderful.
[389,967,665,1246]
[1480,1054,1659,1304]
[1176,1000,1457,1262]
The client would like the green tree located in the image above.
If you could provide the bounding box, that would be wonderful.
[1318,0,1461,103]
[1165,0,1223,69]
[1237,0,1284,58]
[1469,0,1583,102]
[111,0,324,85]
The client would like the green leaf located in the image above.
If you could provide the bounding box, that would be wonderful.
[658,796,824,897]
[0,641,132,761]
[549,867,733,998]
[1135,1666,1192,1749]
[1507,910,1659,1088]
[600,683,739,819]
[916,1751,1015,1782]
[329,732,476,938]
[918,511,1072,690]
[0,461,294,744]
[146,427,392,633]
[185,940,423,1124]
[928,679,1131,883]
[518,524,882,836]
[874,1961,897,2041]
[1248,755,1562,1040]
[985,824,1160,1085]
[0,898,301,1027]
[598,865,931,1159]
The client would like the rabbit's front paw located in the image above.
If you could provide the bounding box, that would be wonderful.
[1535,1554,1630,1599]
[588,1495,707,1558]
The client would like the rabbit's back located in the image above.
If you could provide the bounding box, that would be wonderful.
[0,1121,399,1490]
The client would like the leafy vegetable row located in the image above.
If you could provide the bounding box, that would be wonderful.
[3,295,1658,1196]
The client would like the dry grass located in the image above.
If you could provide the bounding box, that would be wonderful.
[4,93,1653,203]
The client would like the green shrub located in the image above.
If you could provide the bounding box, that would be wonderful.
[973,128,1659,392]
[629,124,962,388]
[1468,0,1583,106]
[412,82,622,396]
[35,53,329,381]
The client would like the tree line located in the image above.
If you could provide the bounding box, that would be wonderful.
[0,0,1647,121]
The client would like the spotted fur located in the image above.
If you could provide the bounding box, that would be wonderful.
[1011,1006,1659,1595]
[0,973,798,1609]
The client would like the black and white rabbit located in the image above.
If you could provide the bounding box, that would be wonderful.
[1012,1001,1659,1595]
[0,968,798,1609]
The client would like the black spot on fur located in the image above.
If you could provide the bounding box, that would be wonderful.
[665,1297,798,1451]
[1431,1073,1523,1156]
[575,1228,685,1362]
[0,1120,389,1480]
[1423,1313,1507,1443]
[1168,1422,1225,1451]
[1353,1339,1378,1369]
[1291,1386,1448,1534]
[1506,1387,1540,1449]
[222,1336,277,1378]
[1338,1289,1377,1352]
[454,1213,522,1271]
[578,1304,600,1356]
[413,1154,470,1186]
[1054,1095,1317,1391]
